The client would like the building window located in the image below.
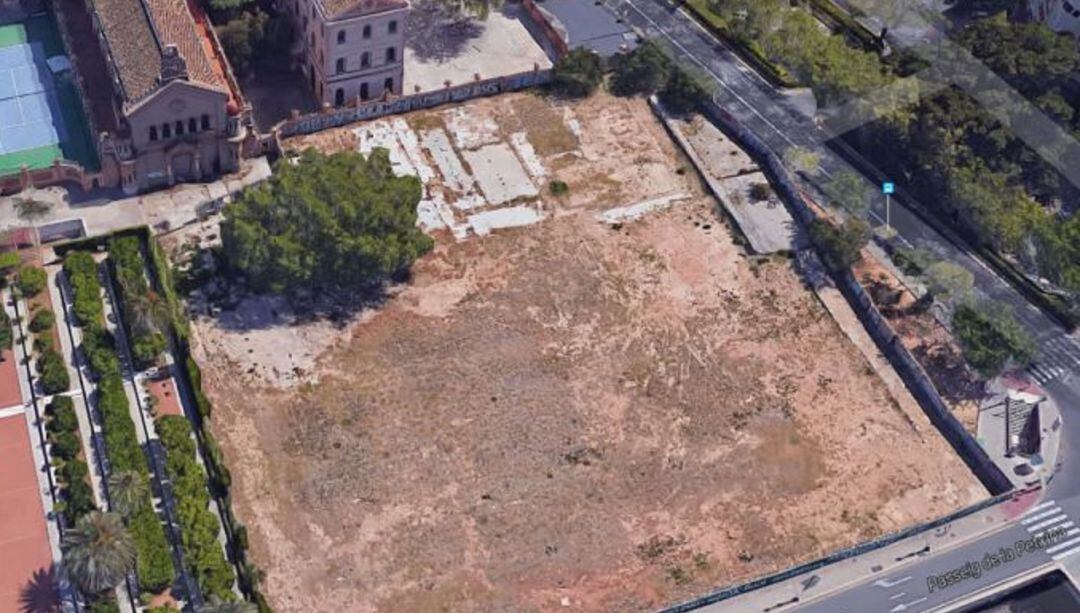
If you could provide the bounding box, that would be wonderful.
[384,76,393,93]
[162,123,171,139]
[360,82,369,100]
[337,30,345,44]
[362,24,371,38]
[361,52,370,67]
[175,120,184,136]
[385,47,395,63]
[188,117,197,134]
[201,114,210,131]
[149,126,158,141]
[336,57,345,73]
[388,20,397,34]
[335,87,345,106]
[311,6,316,18]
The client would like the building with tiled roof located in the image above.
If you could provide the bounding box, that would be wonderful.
[288,0,408,106]
[62,0,249,192]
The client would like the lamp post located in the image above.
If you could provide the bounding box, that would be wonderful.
[882,181,895,232]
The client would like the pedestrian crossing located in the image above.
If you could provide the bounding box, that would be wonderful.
[1025,334,1080,384]
[1021,499,1080,561]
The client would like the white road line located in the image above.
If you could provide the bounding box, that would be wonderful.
[872,576,912,589]
[1052,545,1080,561]
[1035,521,1074,539]
[1044,530,1080,554]
[616,0,797,147]
[1027,514,1069,532]
[1022,508,1063,525]
[889,592,906,600]
[890,596,927,612]
[1027,499,1057,514]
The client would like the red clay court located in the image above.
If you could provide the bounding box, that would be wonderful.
[0,349,21,408]
[0,412,54,613]
[148,376,183,417]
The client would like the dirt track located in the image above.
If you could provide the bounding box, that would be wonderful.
[189,94,985,612]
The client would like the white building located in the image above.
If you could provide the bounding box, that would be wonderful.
[291,0,409,107]
[1026,0,1080,38]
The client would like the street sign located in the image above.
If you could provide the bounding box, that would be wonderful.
[882,181,895,195]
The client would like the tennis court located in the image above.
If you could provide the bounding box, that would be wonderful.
[0,18,96,174]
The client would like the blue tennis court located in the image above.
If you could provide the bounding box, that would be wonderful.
[0,39,66,159]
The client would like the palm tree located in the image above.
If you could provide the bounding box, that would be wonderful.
[197,596,258,613]
[106,470,149,520]
[60,511,135,595]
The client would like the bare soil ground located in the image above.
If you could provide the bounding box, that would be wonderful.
[189,93,985,612]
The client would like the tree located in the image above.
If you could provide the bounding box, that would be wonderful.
[808,217,871,271]
[0,307,10,353]
[17,266,47,297]
[221,148,433,294]
[106,471,149,521]
[823,171,872,215]
[37,349,70,393]
[216,10,268,75]
[61,512,136,595]
[551,48,604,98]
[659,66,710,115]
[611,41,672,96]
[197,597,257,613]
[952,301,1035,378]
[923,261,974,301]
[0,251,19,274]
[783,146,821,176]
[29,308,55,334]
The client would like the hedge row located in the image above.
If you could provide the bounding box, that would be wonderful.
[63,251,176,594]
[45,396,96,523]
[157,415,236,601]
[37,347,70,393]
[682,0,799,88]
[146,235,268,611]
[63,252,104,326]
[109,237,166,369]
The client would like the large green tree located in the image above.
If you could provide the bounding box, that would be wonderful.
[61,512,136,595]
[952,301,1035,378]
[221,148,433,294]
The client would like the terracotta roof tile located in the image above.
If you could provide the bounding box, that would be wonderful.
[87,0,161,100]
[144,0,227,92]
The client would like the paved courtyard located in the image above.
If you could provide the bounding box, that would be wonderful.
[404,4,553,94]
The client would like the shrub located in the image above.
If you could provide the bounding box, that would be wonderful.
[611,41,672,96]
[749,182,771,202]
[157,415,235,600]
[46,396,96,523]
[549,180,569,196]
[551,48,604,98]
[0,251,19,272]
[659,66,710,114]
[17,266,47,296]
[0,308,11,352]
[29,308,55,333]
[64,252,104,326]
[952,302,1035,378]
[808,217,871,271]
[37,348,70,393]
[33,334,53,354]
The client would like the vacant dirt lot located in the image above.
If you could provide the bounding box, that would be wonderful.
[190,93,985,612]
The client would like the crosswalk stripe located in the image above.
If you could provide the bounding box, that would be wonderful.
[1027,514,1068,532]
[1035,521,1074,539]
[1026,500,1058,514]
[1022,508,1062,525]
[1052,544,1080,561]
[1044,530,1080,554]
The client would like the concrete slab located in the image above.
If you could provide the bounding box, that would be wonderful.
[420,128,475,193]
[597,192,690,224]
[509,132,545,181]
[461,142,538,205]
[355,120,416,178]
[404,6,553,94]
[443,105,501,151]
[467,204,545,236]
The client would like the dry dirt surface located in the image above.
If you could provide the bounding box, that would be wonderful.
[191,94,985,612]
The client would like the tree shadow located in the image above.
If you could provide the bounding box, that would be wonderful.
[405,0,486,62]
[19,564,63,613]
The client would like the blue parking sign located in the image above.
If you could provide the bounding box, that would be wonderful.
[882,181,895,195]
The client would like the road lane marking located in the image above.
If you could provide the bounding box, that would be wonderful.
[889,592,906,600]
[1026,499,1057,514]
[1027,514,1069,532]
[1022,508,1063,525]
[872,576,912,589]
[1034,521,1074,539]
[1052,545,1080,561]
[1044,530,1080,555]
[890,597,927,612]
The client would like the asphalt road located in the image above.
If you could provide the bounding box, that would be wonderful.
[603,0,1080,610]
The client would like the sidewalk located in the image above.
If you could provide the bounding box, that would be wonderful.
[0,158,271,239]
